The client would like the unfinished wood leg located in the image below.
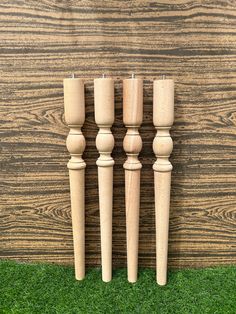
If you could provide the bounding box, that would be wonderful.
[64,77,86,280]
[94,77,115,282]
[123,76,143,282]
[153,78,174,285]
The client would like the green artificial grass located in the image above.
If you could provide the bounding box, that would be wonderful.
[0,260,235,314]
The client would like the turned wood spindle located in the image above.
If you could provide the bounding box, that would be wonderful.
[123,76,143,283]
[63,76,86,280]
[153,77,174,285]
[94,76,115,282]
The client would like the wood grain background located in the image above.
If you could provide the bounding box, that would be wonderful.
[0,0,236,269]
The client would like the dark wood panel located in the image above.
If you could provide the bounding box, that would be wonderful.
[0,0,236,268]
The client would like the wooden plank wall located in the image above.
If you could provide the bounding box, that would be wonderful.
[1,0,236,269]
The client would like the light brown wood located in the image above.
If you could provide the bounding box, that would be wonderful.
[63,77,86,280]
[123,77,143,282]
[94,77,115,282]
[1,1,236,270]
[153,78,174,285]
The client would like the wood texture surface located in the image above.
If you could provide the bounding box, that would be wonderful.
[153,79,174,285]
[64,78,86,280]
[0,0,236,269]
[94,77,114,281]
[123,78,143,282]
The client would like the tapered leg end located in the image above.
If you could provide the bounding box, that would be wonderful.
[128,276,137,283]
[102,274,112,283]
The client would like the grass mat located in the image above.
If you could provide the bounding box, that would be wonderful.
[0,260,235,313]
